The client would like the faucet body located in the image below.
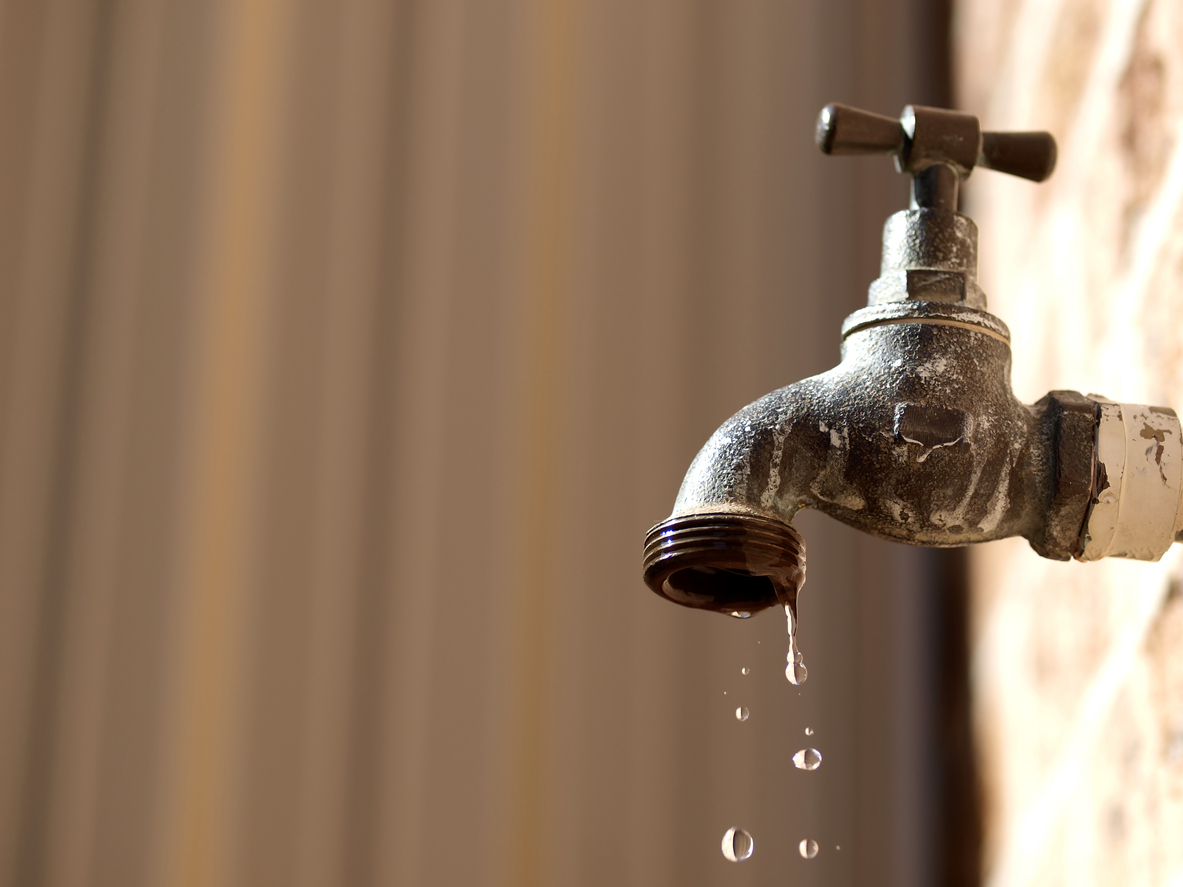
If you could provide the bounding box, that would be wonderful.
[676,301,1041,548]
[643,105,1183,614]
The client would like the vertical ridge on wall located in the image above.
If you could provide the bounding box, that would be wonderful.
[503,1,578,885]
[374,3,466,886]
[0,0,117,883]
[155,1,293,885]
[289,0,395,882]
[623,5,696,883]
[38,1,170,885]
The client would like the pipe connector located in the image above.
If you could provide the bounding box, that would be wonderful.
[1077,399,1183,561]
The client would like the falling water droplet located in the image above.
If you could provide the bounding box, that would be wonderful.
[721,827,754,862]
[740,666,750,675]
[783,603,808,684]
[735,707,749,721]
[792,748,822,770]
[805,727,814,736]
[799,839,819,859]
[729,610,751,619]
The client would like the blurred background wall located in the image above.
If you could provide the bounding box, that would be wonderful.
[956,1,1183,885]
[0,1,972,886]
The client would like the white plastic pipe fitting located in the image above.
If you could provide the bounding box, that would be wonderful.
[1077,397,1183,562]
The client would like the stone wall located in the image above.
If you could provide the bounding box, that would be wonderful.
[955,1,1183,884]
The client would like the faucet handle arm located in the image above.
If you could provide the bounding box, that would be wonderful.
[815,103,904,155]
[978,131,1057,182]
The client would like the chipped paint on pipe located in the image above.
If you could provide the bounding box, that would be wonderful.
[1078,399,1183,561]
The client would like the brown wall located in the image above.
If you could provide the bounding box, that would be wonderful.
[0,1,955,885]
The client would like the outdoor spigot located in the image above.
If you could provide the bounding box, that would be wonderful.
[642,103,1183,616]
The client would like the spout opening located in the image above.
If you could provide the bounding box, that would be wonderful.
[642,512,805,614]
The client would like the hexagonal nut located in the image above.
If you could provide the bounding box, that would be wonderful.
[905,269,966,302]
[1027,390,1099,561]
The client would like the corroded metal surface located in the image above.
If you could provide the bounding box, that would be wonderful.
[671,307,1049,549]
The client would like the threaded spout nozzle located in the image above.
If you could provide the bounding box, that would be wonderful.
[642,512,805,615]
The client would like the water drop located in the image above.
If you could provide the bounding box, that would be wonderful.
[735,707,749,721]
[792,748,822,770]
[799,839,818,859]
[805,727,814,736]
[783,603,808,684]
[721,827,754,862]
[740,667,750,675]
[729,610,751,619]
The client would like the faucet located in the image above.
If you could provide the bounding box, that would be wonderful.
[642,103,1183,616]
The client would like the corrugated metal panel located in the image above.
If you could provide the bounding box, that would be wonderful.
[0,1,955,885]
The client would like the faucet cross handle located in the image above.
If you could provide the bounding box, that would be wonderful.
[815,103,1057,210]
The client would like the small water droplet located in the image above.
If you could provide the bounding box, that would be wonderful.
[729,610,751,619]
[792,748,822,770]
[805,727,814,736]
[740,667,750,675]
[799,839,818,859]
[721,827,754,862]
[784,604,808,684]
[735,707,749,721]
